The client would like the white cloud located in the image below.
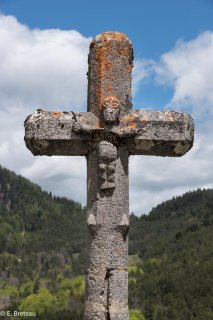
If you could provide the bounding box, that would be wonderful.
[155,31,213,117]
[129,31,213,214]
[0,14,91,110]
[21,156,87,205]
[132,58,154,95]
[129,131,213,214]
[0,14,90,206]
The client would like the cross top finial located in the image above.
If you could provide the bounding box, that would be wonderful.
[88,31,133,118]
[93,31,131,43]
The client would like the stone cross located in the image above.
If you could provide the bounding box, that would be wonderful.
[24,32,194,320]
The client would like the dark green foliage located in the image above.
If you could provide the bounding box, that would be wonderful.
[0,165,86,319]
[129,189,213,319]
[0,164,86,257]
[0,164,212,319]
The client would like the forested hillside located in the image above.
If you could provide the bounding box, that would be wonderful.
[129,189,213,319]
[0,165,212,320]
[0,165,86,319]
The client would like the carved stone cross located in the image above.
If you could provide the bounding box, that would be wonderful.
[24,32,194,320]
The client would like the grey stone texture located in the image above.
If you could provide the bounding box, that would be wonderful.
[25,109,194,157]
[85,143,129,320]
[24,31,194,320]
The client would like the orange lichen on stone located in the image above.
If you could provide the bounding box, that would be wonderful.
[100,96,121,110]
[95,44,113,109]
[118,121,137,131]
[104,62,111,71]
[120,115,136,122]
[107,85,113,91]
[95,31,130,43]
[128,64,133,73]
[96,121,104,128]
[51,112,63,117]
[128,122,137,129]
[89,31,133,115]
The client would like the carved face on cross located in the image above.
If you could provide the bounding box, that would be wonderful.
[101,96,120,124]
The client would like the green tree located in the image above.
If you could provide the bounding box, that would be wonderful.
[129,309,145,320]
[19,288,57,317]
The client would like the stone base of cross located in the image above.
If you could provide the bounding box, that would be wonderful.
[25,32,194,320]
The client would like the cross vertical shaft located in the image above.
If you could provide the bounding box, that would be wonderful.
[85,145,129,320]
[84,33,133,320]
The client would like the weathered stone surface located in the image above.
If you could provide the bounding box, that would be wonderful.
[25,109,194,157]
[24,31,195,320]
[88,32,133,116]
[24,110,97,156]
[85,144,129,319]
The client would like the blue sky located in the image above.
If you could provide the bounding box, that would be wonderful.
[1,0,213,56]
[1,0,213,107]
[0,0,212,214]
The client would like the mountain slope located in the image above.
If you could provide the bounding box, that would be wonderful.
[129,189,213,320]
[0,165,212,320]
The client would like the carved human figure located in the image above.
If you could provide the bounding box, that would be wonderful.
[101,96,121,125]
[72,96,121,133]
[98,141,117,190]
[72,95,139,141]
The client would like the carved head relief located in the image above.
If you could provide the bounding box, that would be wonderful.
[98,141,117,190]
[102,96,120,125]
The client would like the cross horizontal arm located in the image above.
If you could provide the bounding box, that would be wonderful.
[24,109,98,156]
[25,109,194,157]
[117,109,194,156]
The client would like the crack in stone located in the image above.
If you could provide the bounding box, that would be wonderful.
[105,269,111,320]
